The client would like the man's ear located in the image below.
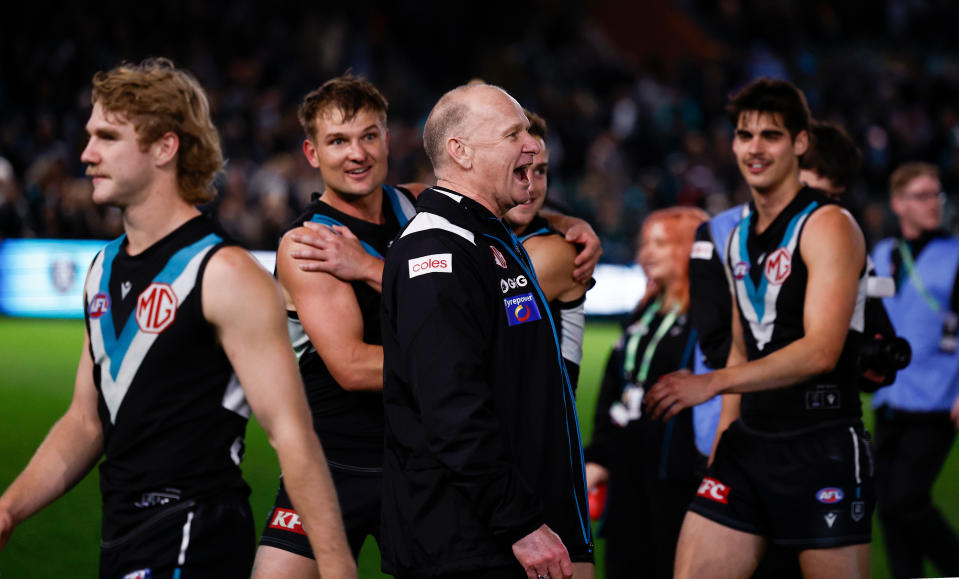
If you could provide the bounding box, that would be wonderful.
[889,194,905,218]
[302,139,321,168]
[793,129,809,157]
[446,137,472,170]
[153,131,180,167]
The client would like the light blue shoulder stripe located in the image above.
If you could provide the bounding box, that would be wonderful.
[309,214,382,258]
[518,226,552,243]
[383,185,417,226]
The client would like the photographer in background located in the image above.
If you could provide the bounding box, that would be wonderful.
[870,161,959,579]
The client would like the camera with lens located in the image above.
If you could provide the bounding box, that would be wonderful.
[857,333,911,392]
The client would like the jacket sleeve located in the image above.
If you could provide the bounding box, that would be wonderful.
[689,222,733,370]
[583,342,625,469]
[389,235,544,545]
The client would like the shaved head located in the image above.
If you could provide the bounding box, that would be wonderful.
[423,84,516,173]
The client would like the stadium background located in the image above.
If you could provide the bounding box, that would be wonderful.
[2,0,959,577]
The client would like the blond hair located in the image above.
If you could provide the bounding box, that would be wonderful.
[91,57,224,204]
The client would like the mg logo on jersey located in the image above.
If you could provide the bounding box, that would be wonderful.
[269,507,307,535]
[123,569,151,579]
[764,247,792,285]
[490,246,508,269]
[89,292,111,318]
[697,477,730,504]
[817,487,844,504]
[733,261,749,280]
[136,283,178,334]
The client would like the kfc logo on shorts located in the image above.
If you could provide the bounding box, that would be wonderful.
[696,477,730,504]
[89,292,111,318]
[733,261,750,280]
[490,246,508,269]
[817,487,845,504]
[764,247,792,285]
[269,507,307,535]
[136,283,178,333]
[500,275,529,293]
[123,570,151,579]
[408,253,452,278]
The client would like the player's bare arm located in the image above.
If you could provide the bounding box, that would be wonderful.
[540,211,602,283]
[0,331,104,550]
[646,205,865,421]
[278,229,383,391]
[524,235,586,303]
[203,246,356,578]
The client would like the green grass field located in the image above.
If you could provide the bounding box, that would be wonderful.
[1,317,957,577]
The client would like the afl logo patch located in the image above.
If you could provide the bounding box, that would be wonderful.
[136,283,178,334]
[816,487,844,504]
[733,261,750,280]
[490,246,508,269]
[764,247,792,285]
[89,292,111,318]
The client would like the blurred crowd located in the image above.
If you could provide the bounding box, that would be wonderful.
[3,0,959,262]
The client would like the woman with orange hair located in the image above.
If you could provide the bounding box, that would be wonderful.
[584,206,710,579]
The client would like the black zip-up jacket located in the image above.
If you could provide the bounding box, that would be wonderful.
[380,187,593,577]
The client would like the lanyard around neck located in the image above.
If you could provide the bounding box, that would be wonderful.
[623,297,681,386]
[897,240,941,312]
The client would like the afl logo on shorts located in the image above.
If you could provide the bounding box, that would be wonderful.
[816,487,844,504]
[89,292,111,318]
[490,246,508,269]
[733,261,750,280]
[764,247,792,285]
[136,283,178,334]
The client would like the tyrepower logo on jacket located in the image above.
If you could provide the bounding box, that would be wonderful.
[504,292,541,326]
[409,253,452,278]
[696,477,730,504]
[269,507,307,535]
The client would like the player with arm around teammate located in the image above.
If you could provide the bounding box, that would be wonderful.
[503,109,590,390]
[252,74,418,578]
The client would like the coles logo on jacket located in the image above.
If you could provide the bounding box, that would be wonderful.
[408,253,452,278]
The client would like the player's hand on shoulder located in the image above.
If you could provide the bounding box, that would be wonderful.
[287,222,381,283]
[564,221,602,284]
[512,524,574,579]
